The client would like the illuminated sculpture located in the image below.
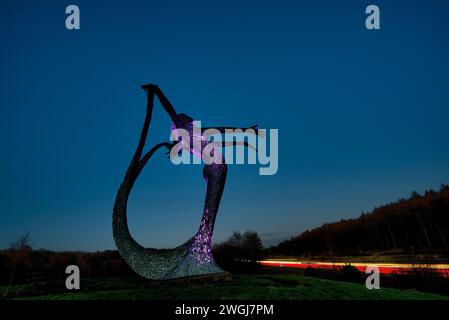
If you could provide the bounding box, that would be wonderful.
[113,84,258,279]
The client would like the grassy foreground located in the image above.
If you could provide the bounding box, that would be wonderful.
[1,273,448,300]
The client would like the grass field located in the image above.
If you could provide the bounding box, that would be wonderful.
[1,273,448,300]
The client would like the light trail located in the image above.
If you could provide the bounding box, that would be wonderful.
[258,260,449,275]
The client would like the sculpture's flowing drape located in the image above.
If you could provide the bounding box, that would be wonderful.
[112,87,226,280]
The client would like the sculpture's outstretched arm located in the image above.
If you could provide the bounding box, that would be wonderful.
[136,142,172,176]
[141,84,182,128]
[222,141,257,151]
[213,141,257,151]
[126,141,171,198]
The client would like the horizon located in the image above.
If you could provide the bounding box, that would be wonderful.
[3,181,447,252]
[1,0,449,251]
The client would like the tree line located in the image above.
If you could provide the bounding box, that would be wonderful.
[0,231,264,285]
[269,184,449,256]
[213,231,264,272]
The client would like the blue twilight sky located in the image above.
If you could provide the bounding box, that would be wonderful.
[1,0,448,251]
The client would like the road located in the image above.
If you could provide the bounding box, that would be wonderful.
[259,259,449,275]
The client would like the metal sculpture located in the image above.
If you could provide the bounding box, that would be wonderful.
[113,84,258,280]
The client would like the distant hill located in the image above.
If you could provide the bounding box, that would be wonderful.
[270,184,449,256]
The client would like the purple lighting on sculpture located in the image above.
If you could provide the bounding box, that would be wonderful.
[190,207,215,265]
[114,85,251,279]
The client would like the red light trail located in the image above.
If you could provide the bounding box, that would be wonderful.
[258,260,449,276]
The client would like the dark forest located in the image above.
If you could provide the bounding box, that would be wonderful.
[269,184,449,256]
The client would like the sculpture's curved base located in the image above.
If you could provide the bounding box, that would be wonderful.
[112,86,230,281]
[116,232,225,280]
[162,237,225,280]
[163,254,224,280]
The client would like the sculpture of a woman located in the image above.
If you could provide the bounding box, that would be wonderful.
[113,84,258,279]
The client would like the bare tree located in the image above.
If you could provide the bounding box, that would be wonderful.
[8,233,33,251]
